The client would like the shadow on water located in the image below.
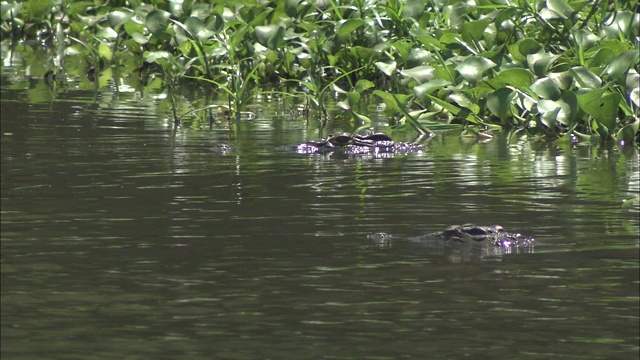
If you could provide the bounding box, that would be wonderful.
[1,59,639,359]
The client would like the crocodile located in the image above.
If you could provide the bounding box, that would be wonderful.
[368,224,535,261]
[294,132,422,155]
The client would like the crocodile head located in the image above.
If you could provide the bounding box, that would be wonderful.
[442,224,534,248]
[327,133,353,146]
[443,224,503,240]
[293,132,421,155]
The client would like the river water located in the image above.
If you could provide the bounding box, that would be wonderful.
[1,57,639,359]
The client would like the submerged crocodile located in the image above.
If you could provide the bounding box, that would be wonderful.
[368,224,535,261]
[295,132,422,155]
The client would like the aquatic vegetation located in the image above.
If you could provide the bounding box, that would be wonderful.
[1,0,638,144]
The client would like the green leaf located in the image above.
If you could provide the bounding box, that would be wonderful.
[455,56,496,83]
[597,39,629,56]
[66,2,92,18]
[616,118,639,145]
[402,0,425,20]
[132,32,149,44]
[171,19,192,45]
[439,33,463,50]
[403,0,425,20]
[471,82,495,100]
[490,68,534,89]
[625,71,639,95]
[540,107,560,130]
[285,0,301,17]
[605,50,639,83]
[177,41,192,56]
[527,53,560,77]
[414,79,452,100]
[560,90,578,126]
[255,24,285,51]
[495,7,519,30]
[187,2,207,18]
[98,42,113,61]
[229,24,249,49]
[375,61,397,77]
[518,39,543,56]
[448,91,480,114]
[337,99,350,111]
[393,40,413,61]
[210,13,224,32]
[537,91,578,126]
[146,9,171,35]
[573,29,599,51]
[108,10,133,28]
[298,79,318,94]
[351,110,372,124]
[338,19,366,43]
[530,77,561,100]
[354,79,375,93]
[628,73,640,108]
[350,46,377,62]
[591,117,609,138]
[415,34,444,50]
[571,66,602,89]
[145,51,172,64]
[478,45,502,59]
[601,11,640,40]
[346,91,361,108]
[391,97,431,134]
[588,47,616,69]
[547,0,575,20]
[96,26,118,41]
[540,107,560,129]
[487,88,516,121]
[400,65,435,84]
[434,64,455,82]
[424,93,485,125]
[124,18,146,37]
[549,71,573,91]
[373,90,411,115]
[461,18,492,44]
[185,16,214,41]
[578,90,621,132]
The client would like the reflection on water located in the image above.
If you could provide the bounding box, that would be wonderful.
[1,58,639,359]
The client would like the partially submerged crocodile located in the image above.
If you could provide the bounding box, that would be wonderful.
[295,132,422,155]
[368,224,535,260]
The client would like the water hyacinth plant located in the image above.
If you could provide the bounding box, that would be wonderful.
[1,0,638,144]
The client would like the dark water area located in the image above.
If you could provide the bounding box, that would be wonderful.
[2,58,639,359]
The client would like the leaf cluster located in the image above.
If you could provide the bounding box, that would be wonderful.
[1,0,638,143]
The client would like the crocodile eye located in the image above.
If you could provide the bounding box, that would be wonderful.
[495,226,504,233]
[443,228,458,237]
